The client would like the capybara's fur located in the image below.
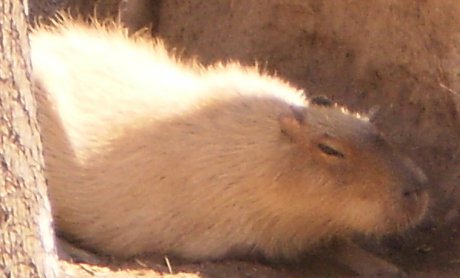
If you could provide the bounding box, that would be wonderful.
[30,19,429,260]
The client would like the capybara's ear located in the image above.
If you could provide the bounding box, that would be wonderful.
[367,105,380,122]
[310,95,333,107]
[279,105,306,141]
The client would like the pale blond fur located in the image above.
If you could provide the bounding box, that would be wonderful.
[30,19,429,260]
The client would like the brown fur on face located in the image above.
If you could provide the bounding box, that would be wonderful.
[30,18,429,260]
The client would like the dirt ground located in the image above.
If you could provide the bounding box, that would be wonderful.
[29,0,460,277]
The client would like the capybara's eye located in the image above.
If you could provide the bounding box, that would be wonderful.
[318,143,345,158]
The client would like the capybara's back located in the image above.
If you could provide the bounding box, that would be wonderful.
[30,19,429,261]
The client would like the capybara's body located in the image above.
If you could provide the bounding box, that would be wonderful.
[30,19,429,260]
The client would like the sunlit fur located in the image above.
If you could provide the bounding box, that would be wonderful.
[30,18,429,260]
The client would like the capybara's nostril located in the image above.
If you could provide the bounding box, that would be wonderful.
[403,187,422,199]
[403,190,411,198]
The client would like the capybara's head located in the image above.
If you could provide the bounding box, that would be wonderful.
[278,103,429,237]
